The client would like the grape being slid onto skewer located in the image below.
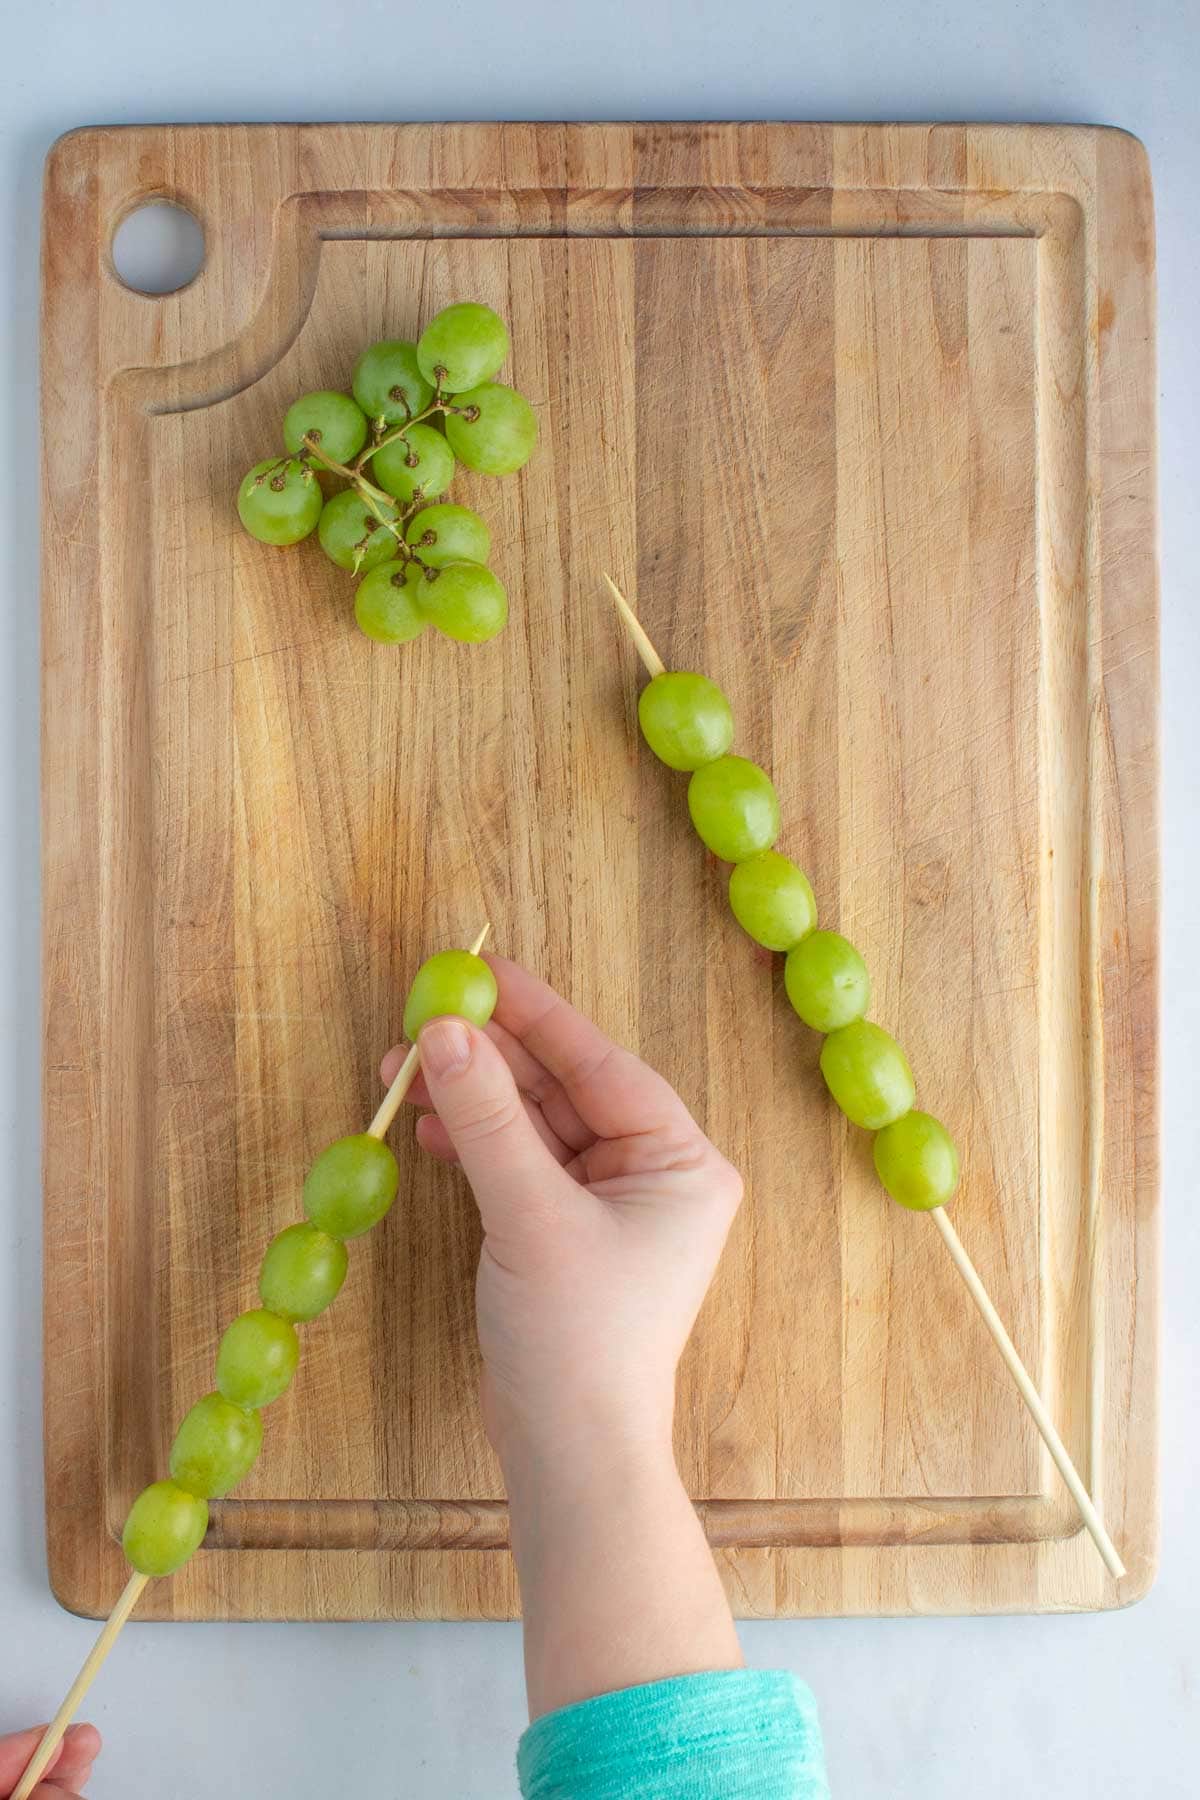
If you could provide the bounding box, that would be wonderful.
[606,574,1126,1580]
[236,301,538,647]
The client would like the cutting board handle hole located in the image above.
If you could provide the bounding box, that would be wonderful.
[111,201,205,296]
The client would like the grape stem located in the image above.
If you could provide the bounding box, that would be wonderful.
[357,487,404,547]
[254,453,293,485]
[302,436,395,509]
[302,436,408,550]
[354,403,444,467]
[301,433,442,575]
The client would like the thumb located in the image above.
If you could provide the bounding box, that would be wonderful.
[418,1018,557,1232]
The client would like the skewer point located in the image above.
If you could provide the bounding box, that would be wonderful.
[601,573,666,679]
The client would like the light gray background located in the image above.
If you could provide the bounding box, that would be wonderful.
[3,4,1196,1795]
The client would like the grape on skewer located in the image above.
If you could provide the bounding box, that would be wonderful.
[603,572,1126,1583]
[12,927,495,1800]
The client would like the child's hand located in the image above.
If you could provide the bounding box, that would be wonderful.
[381,955,743,1470]
[383,955,745,1714]
[0,1724,100,1797]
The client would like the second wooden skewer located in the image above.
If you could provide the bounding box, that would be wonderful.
[603,571,1125,1582]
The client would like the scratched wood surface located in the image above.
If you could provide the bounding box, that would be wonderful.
[41,123,1157,1620]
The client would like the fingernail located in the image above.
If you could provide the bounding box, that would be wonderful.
[419,1018,472,1078]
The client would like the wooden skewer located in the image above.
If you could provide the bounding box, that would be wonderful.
[931,1208,1124,1578]
[604,573,1126,1581]
[367,922,491,1138]
[12,1572,148,1800]
[366,1044,421,1140]
[14,923,493,1800]
[602,572,665,678]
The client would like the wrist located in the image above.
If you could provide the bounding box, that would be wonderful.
[484,1365,677,1485]
[497,1410,678,1516]
[500,1416,741,1721]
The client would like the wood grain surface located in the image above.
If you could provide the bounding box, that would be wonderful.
[41,123,1158,1621]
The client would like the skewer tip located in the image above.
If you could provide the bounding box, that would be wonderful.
[469,922,491,956]
[601,573,666,679]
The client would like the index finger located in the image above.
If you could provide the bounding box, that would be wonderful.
[485,954,695,1141]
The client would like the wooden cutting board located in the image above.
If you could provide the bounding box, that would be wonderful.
[41,123,1158,1621]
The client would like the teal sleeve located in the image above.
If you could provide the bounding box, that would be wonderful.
[516,1669,830,1799]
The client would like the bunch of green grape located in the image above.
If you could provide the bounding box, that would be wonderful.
[235,302,537,647]
[636,671,960,1213]
[121,947,499,1578]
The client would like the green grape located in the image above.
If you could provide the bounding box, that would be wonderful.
[403,949,499,1041]
[317,489,400,573]
[352,340,434,426]
[216,1309,299,1408]
[169,1392,263,1499]
[237,459,322,546]
[819,1020,915,1130]
[304,1134,400,1240]
[784,930,870,1032]
[370,423,456,504]
[122,1479,208,1577]
[728,851,816,952]
[283,390,368,464]
[445,384,537,475]
[259,1222,349,1322]
[873,1110,960,1211]
[686,756,780,863]
[417,302,509,392]
[404,502,491,569]
[418,562,507,643]
[354,560,428,644]
[637,672,734,772]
